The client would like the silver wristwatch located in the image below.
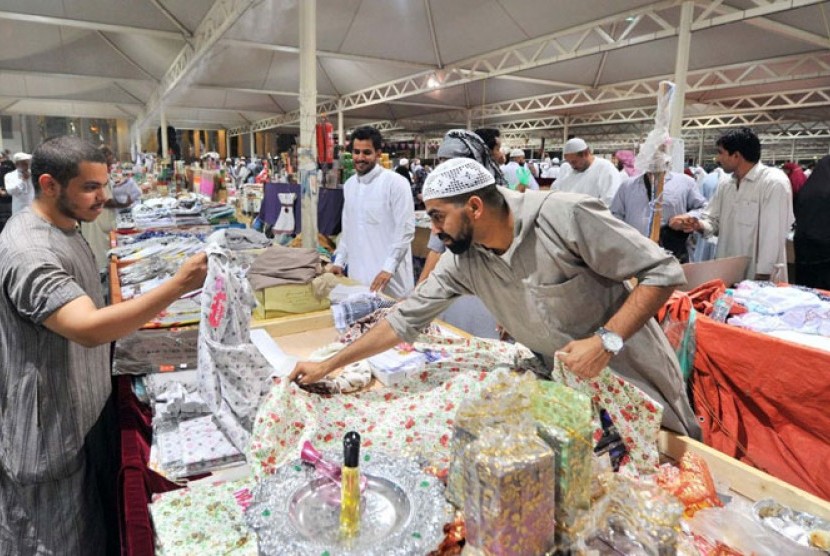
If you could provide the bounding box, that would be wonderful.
[595,327,624,355]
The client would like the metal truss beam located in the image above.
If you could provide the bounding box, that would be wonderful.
[0,10,185,40]
[461,51,830,122]
[493,86,830,132]
[235,0,823,135]
[135,0,255,130]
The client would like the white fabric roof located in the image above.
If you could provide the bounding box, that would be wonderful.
[0,0,828,157]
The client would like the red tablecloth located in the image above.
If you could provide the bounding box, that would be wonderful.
[661,281,830,500]
[116,376,184,556]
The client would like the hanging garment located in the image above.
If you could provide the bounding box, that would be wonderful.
[198,245,273,452]
[273,192,297,234]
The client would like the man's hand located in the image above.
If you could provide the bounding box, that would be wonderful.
[328,264,344,275]
[370,270,392,293]
[671,215,702,233]
[288,361,332,385]
[557,335,611,380]
[173,252,208,294]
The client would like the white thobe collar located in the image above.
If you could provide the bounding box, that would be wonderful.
[356,163,383,185]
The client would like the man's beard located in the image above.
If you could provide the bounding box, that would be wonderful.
[57,188,101,223]
[438,213,474,255]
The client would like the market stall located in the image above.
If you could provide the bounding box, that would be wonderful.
[114,286,830,555]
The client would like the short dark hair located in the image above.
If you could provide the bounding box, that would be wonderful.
[716,127,761,163]
[350,126,383,151]
[443,184,508,213]
[474,128,500,151]
[31,136,108,193]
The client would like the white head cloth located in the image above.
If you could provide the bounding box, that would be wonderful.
[563,138,589,154]
[509,148,524,158]
[422,158,495,201]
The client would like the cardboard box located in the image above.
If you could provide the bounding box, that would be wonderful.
[253,283,331,320]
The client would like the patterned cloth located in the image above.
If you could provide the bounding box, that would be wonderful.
[150,479,257,556]
[198,245,273,452]
[249,333,530,479]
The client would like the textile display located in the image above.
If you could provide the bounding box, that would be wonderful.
[661,285,830,500]
[246,244,320,291]
[198,245,273,452]
[548,356,664,473]
[258,183,301,234]
[149,479,257,556]
[317,186,344,236]
[249,335,535,480]
[273,192,297,234]
[113,326,199,375]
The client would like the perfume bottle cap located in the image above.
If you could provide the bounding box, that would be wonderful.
[343,431,361,468]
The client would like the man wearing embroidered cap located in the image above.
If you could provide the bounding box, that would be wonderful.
[4,152,34,214]
[291,158,700,438]
[501,148,538,192]
[556,137,622,207]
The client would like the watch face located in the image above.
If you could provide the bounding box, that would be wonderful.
[602,330,623,353]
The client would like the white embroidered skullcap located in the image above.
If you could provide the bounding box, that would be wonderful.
[12,152,31,163]
[563,138,589,154]
[422,158,495,201]
[509,148,524,158]
[552,157,560,164]
[399,158,409,166]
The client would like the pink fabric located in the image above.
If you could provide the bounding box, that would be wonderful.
[615,150,637,177]
[783,162,807,197]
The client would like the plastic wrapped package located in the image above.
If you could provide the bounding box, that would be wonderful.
[446,371,535,507]
[634,80,675,174]
[113,326,199,375]
[463,427,557,556]
[530,381,595,543]
[571,474,685,555]
[655,452,723,518]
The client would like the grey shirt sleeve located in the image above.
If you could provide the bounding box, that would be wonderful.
[385,253,471,342]
[3,246,87,324]
[540,196,686,288]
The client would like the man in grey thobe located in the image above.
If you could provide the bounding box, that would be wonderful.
[291,158,699,437]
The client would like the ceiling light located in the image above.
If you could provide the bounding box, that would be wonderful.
[427,75,439,88]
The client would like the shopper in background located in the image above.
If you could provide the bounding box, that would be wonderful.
[394,157,412,184]
[474,127,505,165]
[611,170,707,263]
[331,126,415,298]
[0,159,14,234]
[79,145,134,279]
[501,148,538,191]
[555,137,622,207]
[0,136,208,555]
[675,127,793,281]
[782,161,807,199]
[4,151,34,214]
[794,154,830,289]
[541,156,561,179]
[292,158,700,438]
[689,164,727,263]
[614,149,637,181]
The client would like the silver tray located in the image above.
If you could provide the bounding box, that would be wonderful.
[752,499,830,553]
[246,451,453,555]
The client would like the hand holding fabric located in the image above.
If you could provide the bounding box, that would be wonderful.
[288,360,332,385]
[370,270,392,293]
[174,252,209,294]
[557,335,611,379]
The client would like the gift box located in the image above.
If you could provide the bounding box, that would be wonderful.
[530,381,594,543]
[253,282,331,319]
[446,373,534,507]
[463,428,557,556]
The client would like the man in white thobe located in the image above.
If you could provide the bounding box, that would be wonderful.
[677,128,794,281]
[501,148,539,191]
[4,152,34,214]
[331,126,415,298]
[556,138,621,207]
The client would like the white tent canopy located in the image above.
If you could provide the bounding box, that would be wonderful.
[0,0,828,159]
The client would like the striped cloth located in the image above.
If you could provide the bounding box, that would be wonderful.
[0,208,111,554]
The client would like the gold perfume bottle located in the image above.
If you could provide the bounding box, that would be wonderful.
[339,431,361,538]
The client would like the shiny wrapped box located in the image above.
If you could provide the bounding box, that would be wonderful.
[530,381,594,541]
[463,428,556,556]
